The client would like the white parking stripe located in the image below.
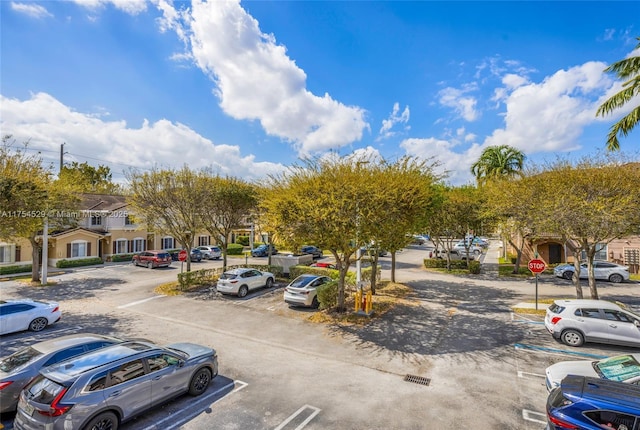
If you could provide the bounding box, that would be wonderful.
[522,409,546,424]
[140,380,248,430]
[117,295,166,309]
[274,405,321,430]
[517,371,545,379]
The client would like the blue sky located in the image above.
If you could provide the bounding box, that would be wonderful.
[1,1,639,185]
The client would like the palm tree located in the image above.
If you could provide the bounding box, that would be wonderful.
[471,145,525,185]
[596,36,640,151]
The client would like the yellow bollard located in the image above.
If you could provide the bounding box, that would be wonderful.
[354,290,362,312]
[366,291,373,314]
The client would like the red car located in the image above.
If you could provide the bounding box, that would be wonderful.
[310,262,336,270]
[132,250,172,268]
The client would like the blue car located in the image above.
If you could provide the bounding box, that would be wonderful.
[251,244,278,257]
[546,375,640,429]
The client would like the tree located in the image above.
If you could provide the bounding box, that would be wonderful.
[471,145,525,185]
[58,161,121,194]
[0,136,78,282]
[596,36,640,151]
[199,175,258,271]
[127,166,202,272]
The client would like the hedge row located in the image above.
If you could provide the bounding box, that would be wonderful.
[288,264,381,287]
[424,258,471,270]
[56,257,104,268]
[226,243,245,255]
[0,264,32,275]
[177,264,285,290]
[111,253,134,262]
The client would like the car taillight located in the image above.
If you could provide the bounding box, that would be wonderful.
[548,414,579,429]
[230,280,238,284]
[37,387,72,417]
[0,381,13,390]
[551,316,562,325]
[51,306,59,313]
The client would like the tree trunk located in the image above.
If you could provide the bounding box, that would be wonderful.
[391,251,396,283]
[571,249,584,299]
[29,236,41,283]
[585,247,599,300]
[370,254,378,295]
[508,238,525,274]
[333,251,349,313]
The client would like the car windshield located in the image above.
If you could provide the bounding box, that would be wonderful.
[594,355,640,382]
[220,273,238,280]
[0,346,42,372]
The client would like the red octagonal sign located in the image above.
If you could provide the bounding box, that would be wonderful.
[178,249,188,262]
[528,259,546,274]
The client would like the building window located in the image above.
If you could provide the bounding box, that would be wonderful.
[91,215,103,226]
[162,237,174,250]
[124,215,134,225]
[580,243,608,261]
[71,242,87,258]
[0,245,14,263]
[115,239,128,254]
[132,238,145,253]
[198,236,210,246]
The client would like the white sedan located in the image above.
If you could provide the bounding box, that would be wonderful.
[545,353,640,391]
[553,261,630,283]
[284,274,333,308]
[216,268,275,297]
[0,299,61,335]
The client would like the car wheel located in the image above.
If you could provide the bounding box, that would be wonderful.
[188,368,212,396]
[238,285,249,298]
[473,250,481,256]
[561,329,584,347]
[132,259,137,266]
[83,411,119,430]
[609,273,624,283]
[147,261,153,269]
[311,296,320,308]
[265,278,274,288]
[562,271,573,280]
[29,317,48,332]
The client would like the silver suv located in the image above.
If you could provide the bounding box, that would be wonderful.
[544,299,640,347]
[14,341,218,430]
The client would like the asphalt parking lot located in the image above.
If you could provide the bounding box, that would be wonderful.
[1,244,639,429]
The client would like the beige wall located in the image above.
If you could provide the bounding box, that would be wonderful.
[0,237,33,266]
[50,231,101,265]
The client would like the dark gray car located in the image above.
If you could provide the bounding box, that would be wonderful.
[14,340,218,430]
[0,333,124,413]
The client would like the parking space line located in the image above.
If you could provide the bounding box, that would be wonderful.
[140,379,248,430]
[274,404,321,430]
[522,409,546,424]
[117,295,166,309]
[514,343,607,359]
[517,370,545,379]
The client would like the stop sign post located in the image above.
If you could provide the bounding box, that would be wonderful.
[528,258,546,310]
[178,250,188,273]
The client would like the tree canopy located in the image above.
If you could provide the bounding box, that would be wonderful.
[471,145,525,185]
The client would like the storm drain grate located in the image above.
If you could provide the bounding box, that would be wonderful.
[404,374,431,386]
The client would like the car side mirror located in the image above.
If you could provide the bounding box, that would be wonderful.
[178,359,185,368]
[634,320,640,328]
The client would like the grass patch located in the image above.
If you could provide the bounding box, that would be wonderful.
[17,280,58,287]
[631,273,640,281]
[308,281,415,325]
[425,267,473,275]
[512,307,547,316]
[154,281,184,296]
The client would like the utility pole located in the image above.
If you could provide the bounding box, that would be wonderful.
[59,142,66,174]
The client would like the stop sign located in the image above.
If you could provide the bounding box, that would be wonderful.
[528,259,546,274]
[178,249,188,262]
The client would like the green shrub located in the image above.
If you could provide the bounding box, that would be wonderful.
[111,253,134,262]
[423,258,469,270]
[0,264,32,275]
[468,260,481,274]
[56,257,103,268]
[236,236,250,246]
[226,243,244,255]
[316,280,338,309]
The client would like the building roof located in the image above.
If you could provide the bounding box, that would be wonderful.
[80,193,128,212]
[49,227,105,239]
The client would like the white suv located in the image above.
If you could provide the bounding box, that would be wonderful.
[544,299,640,347]
[196,245,222,260]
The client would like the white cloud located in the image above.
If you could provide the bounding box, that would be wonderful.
[484,61,615,153]
[378,102,410,140]
[72,0,147,15]
[156,0,368,157]
[0,93,285,181]
[10,2,53,19]
[437,85,479,122]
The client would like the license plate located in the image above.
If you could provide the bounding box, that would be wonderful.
[19,399,35,416]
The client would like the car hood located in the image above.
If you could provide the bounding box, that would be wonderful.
[545,360,597,389]
[166,342,215,359]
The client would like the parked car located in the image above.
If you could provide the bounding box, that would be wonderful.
[544,299,640,347]
[546,375,640,430]
[0,299,61,336]
[436,249,476,261]
[216,268,275,297]
[196,245,222,260]
[284,274,333,308]
[251,244,278,257]
[452,241,483,255]
[554,261,630,283]
[14,340,218,430]
[545,353,640,392]
[132,250,172,268]
[190,248,203,262]
[0,333,128,413]
[300,245,323,259]
[310,262,337,270]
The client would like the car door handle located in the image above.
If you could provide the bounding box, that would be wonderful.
[609,324,618,328]
[153,375,162,380]
[108,391,121,397]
